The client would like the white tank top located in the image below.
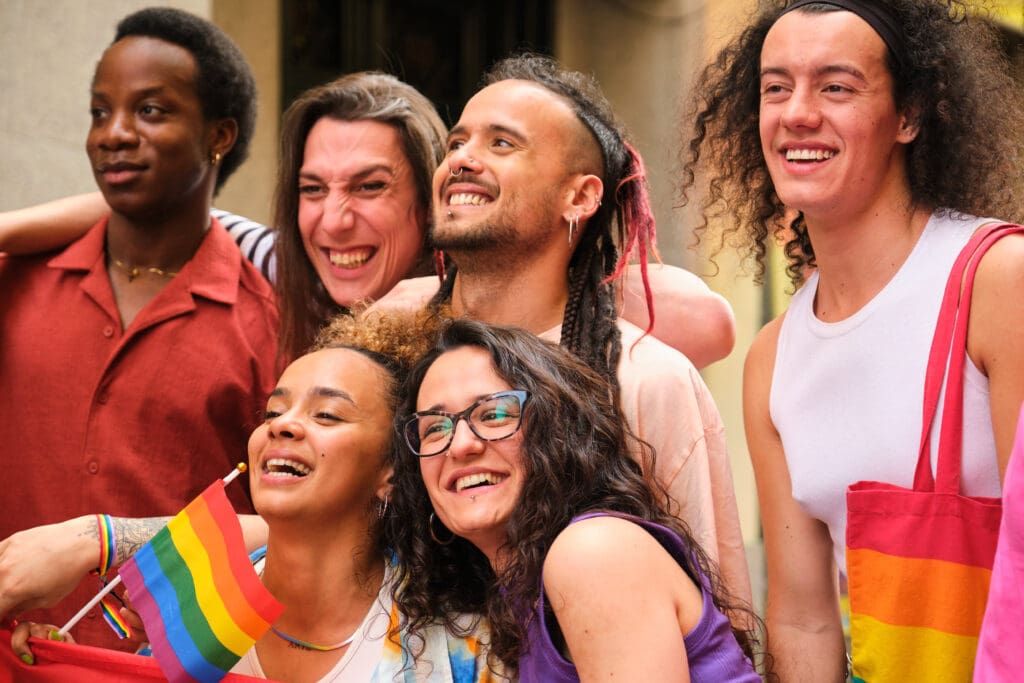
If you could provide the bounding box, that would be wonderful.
[770,210,1001,573]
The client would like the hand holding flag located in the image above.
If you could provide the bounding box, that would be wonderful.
[58,465,284,683]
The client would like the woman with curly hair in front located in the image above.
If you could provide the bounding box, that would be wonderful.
[681,1,1024,680]
[388,318,763,682]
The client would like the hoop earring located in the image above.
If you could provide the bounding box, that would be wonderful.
[377,494,389,520]
[568,214,579,245]
[429,512,455,545]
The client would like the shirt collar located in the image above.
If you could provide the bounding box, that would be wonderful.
[48,215,242,305]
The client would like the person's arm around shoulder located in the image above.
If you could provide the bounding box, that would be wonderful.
[969,230,1024,481]
[744,317,846,682]
[621,263,736,369]
[0,192,108,254]
[367,275,442,313]
[542,515,700,683]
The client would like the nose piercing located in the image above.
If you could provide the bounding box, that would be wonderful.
[449,158,475,177]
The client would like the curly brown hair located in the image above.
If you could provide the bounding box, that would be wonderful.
[313,307,438,369]
[386,318,763,676]
[680,0,1024,286]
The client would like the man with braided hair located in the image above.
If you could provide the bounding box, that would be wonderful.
[424,54,751,607]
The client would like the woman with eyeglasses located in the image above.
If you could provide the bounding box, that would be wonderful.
[10,311,500,683]
[389,318,763,682]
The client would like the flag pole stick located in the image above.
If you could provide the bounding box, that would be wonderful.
[57,464,247,637]
[222,462,246,486]
[57,576,122,637]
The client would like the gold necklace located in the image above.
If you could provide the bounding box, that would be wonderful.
[109,256,179,282]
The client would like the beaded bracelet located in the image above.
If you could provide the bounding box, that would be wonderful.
[92,514,115,576]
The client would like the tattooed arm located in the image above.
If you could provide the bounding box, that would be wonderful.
[110,516,172,566]
[0,515,268,621]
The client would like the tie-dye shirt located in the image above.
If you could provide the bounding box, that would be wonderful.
[373,598,501,683]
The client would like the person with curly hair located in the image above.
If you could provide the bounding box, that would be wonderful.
[391,318,763,681]
[681,1,1024,679]
[10,310,501,682]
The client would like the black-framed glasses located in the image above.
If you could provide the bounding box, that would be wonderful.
[403,390,530,457]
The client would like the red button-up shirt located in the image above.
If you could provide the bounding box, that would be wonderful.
[0,216,278,648]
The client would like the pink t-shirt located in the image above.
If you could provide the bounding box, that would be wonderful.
[542,320,750,604]
[974,403,1024,681]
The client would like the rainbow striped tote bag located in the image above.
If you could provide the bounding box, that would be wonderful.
[845,223,1021,682]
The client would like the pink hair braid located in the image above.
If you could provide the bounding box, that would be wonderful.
[604,142,661,340]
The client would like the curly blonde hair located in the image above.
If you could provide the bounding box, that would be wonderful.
[314,308,440,369]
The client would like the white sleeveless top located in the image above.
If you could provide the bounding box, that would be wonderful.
[770,210,1001,572]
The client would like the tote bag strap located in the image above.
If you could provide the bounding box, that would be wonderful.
[914,222,1024,492]
[913,224,993,489]
[934,223,1024,492]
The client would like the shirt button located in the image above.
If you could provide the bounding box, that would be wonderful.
[103,325,115,338]
[97,391,109,404]
[87,610,97,620]
[87,460,99,474]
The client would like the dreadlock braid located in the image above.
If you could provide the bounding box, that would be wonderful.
[430,259,458,309]
[559,250,590,358]
[561,216,623,399]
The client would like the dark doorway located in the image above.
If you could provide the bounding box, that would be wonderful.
[282,0,555,126]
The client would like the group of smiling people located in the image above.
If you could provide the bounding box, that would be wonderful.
[3,0,1024,681]
[0,4,754,682]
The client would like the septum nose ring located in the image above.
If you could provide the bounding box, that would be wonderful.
[449,158,474,178]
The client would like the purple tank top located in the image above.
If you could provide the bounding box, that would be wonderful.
[518,512,759,683]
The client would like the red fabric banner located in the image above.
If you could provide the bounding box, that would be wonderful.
[0,630,271,682]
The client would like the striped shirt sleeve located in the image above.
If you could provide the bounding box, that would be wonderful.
[211,209,277,283]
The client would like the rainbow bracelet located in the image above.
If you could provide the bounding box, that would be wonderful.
[92,514,115,576]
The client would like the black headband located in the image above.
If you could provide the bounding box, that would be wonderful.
[781,0,905,69]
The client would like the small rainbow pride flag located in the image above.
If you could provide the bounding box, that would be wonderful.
[98,590,133,639]
[118,476,284,683]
